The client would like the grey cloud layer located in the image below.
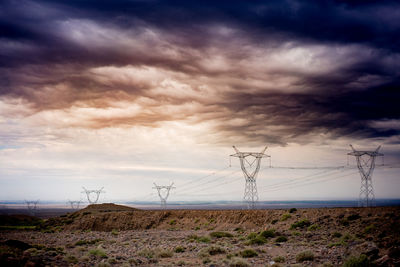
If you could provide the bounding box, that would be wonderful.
[1,0,399,145]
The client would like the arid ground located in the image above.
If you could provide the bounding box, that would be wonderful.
[1,204,399,266]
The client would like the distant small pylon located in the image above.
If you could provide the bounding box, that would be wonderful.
[348,145,383,207]
[153,183,175,209]
[67,200,82,210]
[25,200,39,215]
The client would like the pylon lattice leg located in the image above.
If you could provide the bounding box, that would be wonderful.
[244,179,258,209]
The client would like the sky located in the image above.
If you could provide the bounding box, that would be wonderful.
[1,0,400,203]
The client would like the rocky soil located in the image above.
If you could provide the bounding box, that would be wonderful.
[0,204,399,266]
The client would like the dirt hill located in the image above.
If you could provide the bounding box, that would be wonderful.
[44,204,400,236]
[80,203,138,213]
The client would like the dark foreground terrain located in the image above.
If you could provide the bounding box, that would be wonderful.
[0,204,399,266]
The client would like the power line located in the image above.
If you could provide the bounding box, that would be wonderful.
[268,165,348,170]
[177,165,232,191]
[175,169,241,193]
[257,167,347,191]
[175,175,243,196]
[262,169,360,193]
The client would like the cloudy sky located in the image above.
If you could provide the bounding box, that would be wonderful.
[1,0,400,203]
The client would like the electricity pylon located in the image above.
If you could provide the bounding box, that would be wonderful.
[67,200,82,210]
[153,183,175,209]
[25,200,39,215]
[81,187,105,204]
[230,146,270,209]
[348,145,383,207]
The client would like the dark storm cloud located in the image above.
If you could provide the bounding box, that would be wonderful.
[11,0,400,51]
[218,78,400,143]
[0,0,399,145]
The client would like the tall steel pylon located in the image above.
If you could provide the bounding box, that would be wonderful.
[81,187,105,204]
[348,145,383,207]
[230,146,270,209]
[153,183,175,209]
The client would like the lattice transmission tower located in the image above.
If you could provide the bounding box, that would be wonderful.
[81,187,105,204]
[348,145,383,207]
[25,200,39,215]
[67,200,82,210]
[153,183,175,209]
[230,146,270,209]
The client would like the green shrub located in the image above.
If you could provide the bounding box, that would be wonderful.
[273,256,285,263]
[271,219,279,224]
[177,260,186,266]
[296,251,314,262]
[260,229,275,238]
[111,229,119,236]
[157,249,173,258]
[174,246,185,253]
[246,231,269,245]
[65,255,78,264]
[246,233,257,240]
[138,248,156,259]
[240,249,258,258]
[308,224,320,231]
[88,248,107,258]
[108,258,117,264]
[247,235,267,245]
[364,224,375,234]
[207,246,226,255]
[332,232,342,238]
[342,233,353,241]
[198,236,211,243]
[187,234,210,243]
[169,219,177,225]
[347,214,361,221]
[328,242,338,248]
[275,236,288,243]
[210,231,233,238]
[75,239,103,246]
[202,257,211,264]
[281,213,291,221]
[289,208,297,213]
[290,219,311,229]
[342,254,370,267]
[229,257,250,267]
